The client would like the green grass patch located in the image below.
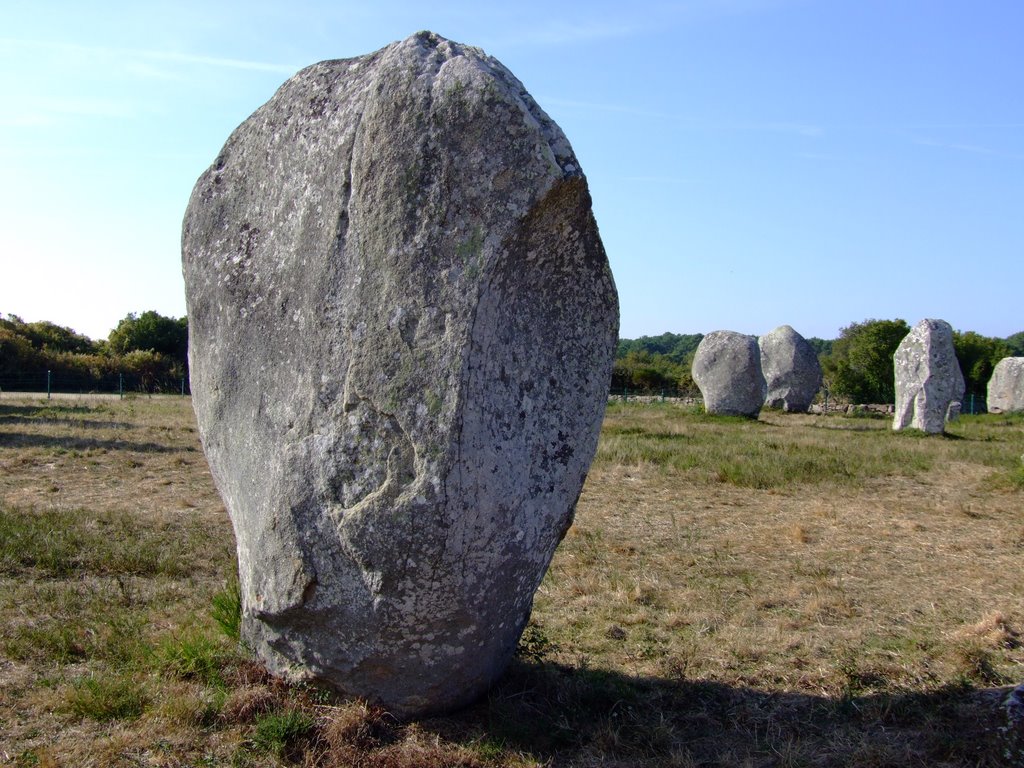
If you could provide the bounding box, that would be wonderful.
[250,709,315,757]
[211,574,242,642]
[596,406,937,488]
[4,607,150,668]
[5,621,89,664]
[1006,465,1024,490]
[65,673,148,721]
[946,413,1024,488]
[155,629,231,687]
[0,506,188,577]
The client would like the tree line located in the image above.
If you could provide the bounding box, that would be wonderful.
[3,312,1021,404]
[0,311,188,393]
[615,322,1024,404]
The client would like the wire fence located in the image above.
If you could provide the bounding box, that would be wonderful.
[0,370,190,398]
[0,372,991,413]
[609,387,702,403]
[961,392,988,415]
[609,386,991,414]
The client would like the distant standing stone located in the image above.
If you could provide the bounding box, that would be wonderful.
[692,331,766,417]
[988,357,1024,414]
[181,31,618,716]
[892,319,964,433]
[758,325,822,412]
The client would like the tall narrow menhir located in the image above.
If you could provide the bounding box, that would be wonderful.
[892,319,964,433]
[181,32,618,716]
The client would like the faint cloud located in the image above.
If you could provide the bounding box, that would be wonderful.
[480,16,641,49]
[0,113,52,128]
[759,121,824,137]
[541,99,825,139]
[917,138,992,154]
[483,0,792,49]
[122,61,188,82]
[912,122,1024,130]
[915,137,1024,160]
[36,97,140,119]
[0,96,151,127]
[517,20,640,46]
[0,144,116,160]
[542,97,677,120]
[620,175,696,184]
[0,144,208,161]
[134,49,299,74]
[0,37,298,75]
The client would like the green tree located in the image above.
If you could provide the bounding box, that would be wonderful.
[611,350,693,394]
[22,320,98,354]
[120,349,170,393]
[0,326,38,379]
[1,315,99,354]
[823,318,910,404]
[806,337,834,357]
[617,332,703,364]
[1005,331,1024,357]
[107,311,187,360]
[0,312,189,393]
[953,331,1010,395]
[105,312,189,392]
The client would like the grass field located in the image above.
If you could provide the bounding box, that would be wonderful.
[1,395,1022,767]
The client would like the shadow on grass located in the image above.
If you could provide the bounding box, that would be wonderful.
[0,403,97,417]
[0,415,135,430]
[423,660,1011,767]
[890,429,967,441]
[0,432,189,454]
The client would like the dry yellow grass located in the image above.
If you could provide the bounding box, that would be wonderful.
[0,395,222,516]
[547,410,1024,692]
[1,395,1021,767]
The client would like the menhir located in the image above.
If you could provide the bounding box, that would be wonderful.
[182,31,618,716]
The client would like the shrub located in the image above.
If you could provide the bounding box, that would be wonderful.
[953,330,1011,396]
[823,318,909,403]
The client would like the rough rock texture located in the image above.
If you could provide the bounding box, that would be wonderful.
[1003,684,1024,764]
[758,325,822,412]
[181,32,618,716]
[692,331,766,417]
[892,319,964,433]
[988,357,1024,414]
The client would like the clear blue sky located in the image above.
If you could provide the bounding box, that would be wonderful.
[2,1,1021,342]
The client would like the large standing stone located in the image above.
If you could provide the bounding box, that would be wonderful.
[758,325,822,412]
[988,357,1024,413]
[181,32,618,716]
[692,331,766,417]
[892,319,964,433]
